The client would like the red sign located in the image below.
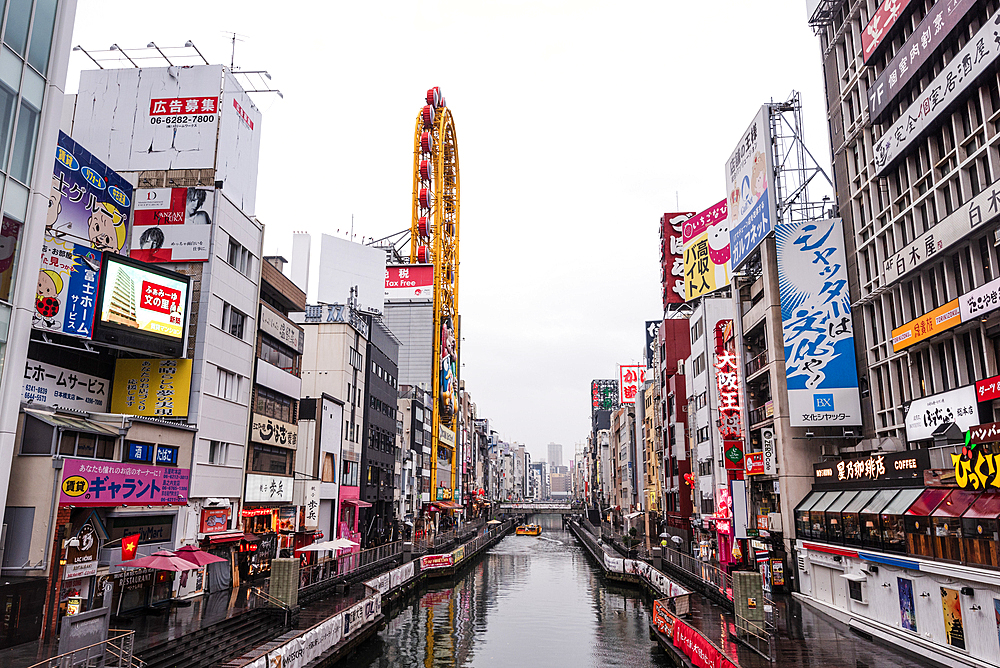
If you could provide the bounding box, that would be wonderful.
[651,599,675,637]
[121,533,139,561]
[661,212,693,306]
[715,339,742,441]
[140,281,182,315]
[241,507,278,517]
[672,616,729,668]
[976,374,1000,403]
[619,364,645,405]
[969,421,1000,445]
[861,0,912,63]
[232,98,254,130]
[420,553,453,570]
[149,96,218,116]
[385,264,434,300]
[200,508,230,534]
[744,452,765,475]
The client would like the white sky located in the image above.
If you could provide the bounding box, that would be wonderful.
[68,0,831,463]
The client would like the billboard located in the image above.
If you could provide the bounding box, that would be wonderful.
[776,218,862,426]
[439,316,459,427]
[862,0,914,64]
[385,264,433,301]
[661,212,692,306]
[619,365,645,404]
[92,253,190,356]
[891,299,961,352]
[874,8,1000,176]
[110,358,192,417]
[22,360,109,413]
[215,70,263,215]
[904,385,978,441]
[33,237,102,338]
[591,379,619,416]
[727,106,776,270]
[317,234,386,313]
[644,321,660,369]
[60,459,189,506]
[867,0,974,122]
[682,199,730,300]
[130,188,213,262]
[49,131,133,255]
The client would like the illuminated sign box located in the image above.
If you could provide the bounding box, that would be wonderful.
[812,449,930,489]
[92,253,190,357]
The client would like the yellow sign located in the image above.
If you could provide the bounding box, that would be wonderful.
[110,358,192,417]
[891,299,961,352]
[62,475,89,497]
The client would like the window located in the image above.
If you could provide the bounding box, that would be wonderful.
[259,335,299,376]
[222,303,247,339]
[254,387,295,423]
[52,431,116,459]
[349,347,363,370]
[216,368,241,401]
[341,460,360,486]
[208,441,229,465]
[251,444,293,475]
[227,237,252,275]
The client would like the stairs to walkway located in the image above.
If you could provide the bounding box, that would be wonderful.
[137,607,289,668]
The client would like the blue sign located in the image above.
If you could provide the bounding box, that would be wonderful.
[125,442,153,463]
[34,240,102,339]
[730,188,772,270]
[155,446,178,466]
[776,218,862,426]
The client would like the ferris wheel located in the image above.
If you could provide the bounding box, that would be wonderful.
[411,87,460,498]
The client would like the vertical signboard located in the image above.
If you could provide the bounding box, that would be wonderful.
[862,0,914,64]
[682,199,730,301]
[761,427,776,475]
[591,379,619,416]
[33,238,102,338]
[727,107,776,270]
[776,218,862,426]
[619,365,645,405]
[662,212,692,306]
[644,321,660,369]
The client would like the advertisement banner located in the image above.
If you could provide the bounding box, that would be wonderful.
[761,427,775,475]
[651,599,675,638]
[49,131,132,255]
[862,0,914,63]
[619,365,645,405]
[682,199,730,301]
[941,587,967,649]
[976,375,1000,403]
[60,459,189,506]
[110,359,192,417]
[891,299,961,352]
[959,275,1000,322]
[216,70,263,215]
[385,264,434,301]
[420,554,454,570]
[727,106,776,270]
[22,360,108,412]
[662,212,692,305]
[744,452,765,475]
[645,321,660,368]
[33,237,102,338]
[874,9,1000,176]
[98,255,189,340]
[899,577,917,632]
[868,0,973,121]
[591,379,619,415]
[672,616,722,668]
[904,385,978,442]
[260,302,304,354]
[64,521,100,580]
[244,473,293,503]
[603,553,624,572]
[200,508,230,534]
[251,414,298,448]
[715,347,742,440]
[814,449,929,487]
[130,188,213,262]
[776,218,862,426]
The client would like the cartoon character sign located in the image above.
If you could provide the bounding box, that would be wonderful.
[681,199,729,301]
[33,237,102,338]
[439,316,458,427]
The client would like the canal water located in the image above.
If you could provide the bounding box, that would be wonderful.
[353,513,671,667]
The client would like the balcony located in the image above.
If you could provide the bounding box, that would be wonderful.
[748,404,771,426]
[745,350,767,378]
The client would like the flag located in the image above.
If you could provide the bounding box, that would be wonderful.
[122,533,140,561]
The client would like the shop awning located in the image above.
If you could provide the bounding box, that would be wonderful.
[625,511,643,520]
[342,499,373,508]
[24,409,123,436]
[879,488,923,516]
[962,492,1000,519]
[812,491,845,513]
[207,531,249,544]
[842,489,878,514]
[794,490,825,513]
[931,489,979,518]
[905,488,949,516]
[860,489,899,515]
[826,490,859,514]
[437,501,463,510]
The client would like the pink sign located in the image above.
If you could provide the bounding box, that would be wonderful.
[60,459,189,506]
[385,264,434,301]
[681,199,727,245]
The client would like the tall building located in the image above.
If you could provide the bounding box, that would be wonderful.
[546,442,563,471]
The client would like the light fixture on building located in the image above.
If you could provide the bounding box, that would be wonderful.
[805,431,814,439]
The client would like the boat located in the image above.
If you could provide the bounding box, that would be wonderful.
[515,524,542,536]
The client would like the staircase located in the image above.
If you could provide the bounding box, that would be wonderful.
[136,607,289,668]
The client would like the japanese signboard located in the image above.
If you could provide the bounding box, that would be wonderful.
[64,521,100,579]
[891,299,961,352]
[904,384,979,441]
[952,442,1000,490]
[251,414,298,448]
[744,452,765,475]
[97,254,189,340]
[724,441,745,469]
[619,365,645,405]
[296,480,320,529]
[874,9,1000,176]
[776,218,862,426]
[727,106,776,270]
[49,131,132,255]
[245,473,293,503]
[813,449,929,489]
[130,188,213,262]
[22,360,108,412]
[761,427,776,475]
[33,238,102,339]
[862,0,914,64]
[645,321,660,369]
[260,302,304,354]
[959,275,1000,323]
[385,264,433,301]
[682,199,730,301]
[60,459,189,506]
[591,379,619,415]
[200,508,230,534]
[976,374,1000,403]
[969,420,1000,444]
[110,358,192,417]
[662,212,693,306]
[716,351,743,438]
[420,553,454,570]
[868,0,973,122]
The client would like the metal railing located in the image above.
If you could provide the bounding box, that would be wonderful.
[298,540,402,590]
[659,544,734,600]
[28,629,144,668]
[411,518,485,552]
[745,350,767,376]
[734,611,776,661]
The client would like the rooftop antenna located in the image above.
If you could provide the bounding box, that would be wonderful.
[224,31,247,70]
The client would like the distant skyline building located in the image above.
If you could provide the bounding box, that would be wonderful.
[547,442,563,471]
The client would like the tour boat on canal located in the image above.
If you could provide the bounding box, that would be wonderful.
[515,524,542,536]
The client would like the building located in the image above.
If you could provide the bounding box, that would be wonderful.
[659,317,692,549]
[296,394,343,550]
[547,442,563,471]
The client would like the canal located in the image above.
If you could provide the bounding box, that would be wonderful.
[353,513,670,667]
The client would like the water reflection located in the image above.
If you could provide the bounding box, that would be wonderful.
[355,514,670,668]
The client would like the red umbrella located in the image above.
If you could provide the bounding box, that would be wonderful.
[125,550,198,571]
[174,544,227,567]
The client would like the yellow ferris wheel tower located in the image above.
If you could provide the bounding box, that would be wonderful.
[410,87,460,503]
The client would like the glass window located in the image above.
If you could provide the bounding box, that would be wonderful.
[208,440,228,465]
[842,489,878,547]
[26,0,55,74]
[880,489,923,553]
[825,490,858,544]
[251,444,291,475]
[19,414,52,453]
[3,0,32,56]
[931,490,979,562]
[75,433,95,457]
[961,493,1000,568]
[0,47,19,176]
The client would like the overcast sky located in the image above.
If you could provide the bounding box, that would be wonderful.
[68,0,830,463]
